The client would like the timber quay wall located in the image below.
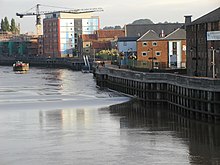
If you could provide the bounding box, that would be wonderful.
[95,66,220,122]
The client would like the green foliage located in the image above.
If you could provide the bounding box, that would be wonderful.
[1,17,18,33]
[4,17,10,31]
[1,19,5,31]
[10,18,16,33]
[96,49,119,60]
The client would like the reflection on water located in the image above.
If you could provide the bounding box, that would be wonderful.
[0,66,220,165]
[109,101,220,165]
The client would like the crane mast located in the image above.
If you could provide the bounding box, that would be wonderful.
[36,4,42,35]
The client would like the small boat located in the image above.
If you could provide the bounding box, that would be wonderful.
[13,61,29,71]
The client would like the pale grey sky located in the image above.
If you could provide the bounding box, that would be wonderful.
[0,0,219,33]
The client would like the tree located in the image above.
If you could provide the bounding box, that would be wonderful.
[103,26,114,30]
[4,17,10,31]
[103,26,122,30]
[1,19,5,31]
[10,18,16,33]
[131,19,154,25]
[114,25,122,29]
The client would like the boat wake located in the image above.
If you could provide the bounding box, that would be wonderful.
[0,95,130,111]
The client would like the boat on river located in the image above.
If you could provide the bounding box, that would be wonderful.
[13,61,29,71]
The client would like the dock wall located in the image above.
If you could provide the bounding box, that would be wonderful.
[95,66,220,122]
[0,57,88,70]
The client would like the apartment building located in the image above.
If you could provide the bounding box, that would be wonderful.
[43,12,100,58]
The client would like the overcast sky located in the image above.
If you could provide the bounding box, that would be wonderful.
[0,0,219,33]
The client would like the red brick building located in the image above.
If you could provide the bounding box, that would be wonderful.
[137,28,186,69]
[137,30,168,69]
[78,29,125,57]
[94,29,125,41]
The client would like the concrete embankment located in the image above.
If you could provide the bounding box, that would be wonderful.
[94,65,220,122]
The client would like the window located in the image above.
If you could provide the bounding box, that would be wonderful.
[155,51,161,56]
[172,42,177,55]
[86,44,89,47]
[152,41,157,46]
[142,42,147,46]
[142,52,148,56]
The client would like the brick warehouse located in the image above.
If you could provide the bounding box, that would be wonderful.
[186,7,220,78]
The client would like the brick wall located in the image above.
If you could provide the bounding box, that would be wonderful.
[137,40,168,68]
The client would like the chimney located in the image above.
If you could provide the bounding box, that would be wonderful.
[184,15,192,29]
[161,30,165,38]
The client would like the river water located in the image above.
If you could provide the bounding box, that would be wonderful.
[0,66,220,165]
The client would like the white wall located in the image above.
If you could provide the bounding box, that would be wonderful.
[176,41,182,68]
[168,41,182,68]
[59,19,75,55]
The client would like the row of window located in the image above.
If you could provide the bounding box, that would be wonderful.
[142,41,157,47]
[44,22,57,27]
[142,51,161,56]
[123,41,158,47]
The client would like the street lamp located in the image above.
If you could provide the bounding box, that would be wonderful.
[191,47,200,76]
[148,48,157,70]
[211,47,216,78]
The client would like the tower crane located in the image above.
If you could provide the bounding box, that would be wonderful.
[16,4,103,35]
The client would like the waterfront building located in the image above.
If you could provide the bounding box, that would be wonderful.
[136,28,186,69]
[78,34,97,57]
[94,29,125,41]
[186,7,220,78]
[78,29,125,57]
[137,30,167,69]
[0,34,38,57]
[0,32,14,41]
[117,37,138,65]
[164,28,186,68]
[117,37,138,53]
[119,22,185,68]
[43,12,100,58]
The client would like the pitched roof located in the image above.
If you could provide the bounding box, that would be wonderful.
[164,28,186,40]
[81,34,97,41]
[118,37,139,42]
[95,30,125,38]
[137,30,160,41]
[191,7,220,25]
[125,23,184,37]
[91,41,111,49]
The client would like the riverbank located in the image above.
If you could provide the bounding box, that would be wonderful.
[0,56,87,70]
[94,65,220,123]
